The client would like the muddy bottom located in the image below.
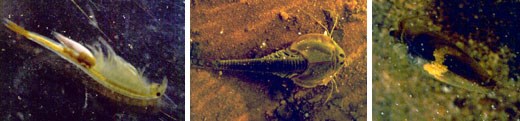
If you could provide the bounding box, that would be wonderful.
[190,0,366,120]
[373,0,520,120]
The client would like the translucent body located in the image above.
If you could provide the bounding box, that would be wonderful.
[211,11,346,102]
[288,33,345,88]
[3,19,167,107]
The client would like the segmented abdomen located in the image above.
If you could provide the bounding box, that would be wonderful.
[214,57,307,73]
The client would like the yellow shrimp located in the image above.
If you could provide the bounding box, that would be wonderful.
[3,19,167,108]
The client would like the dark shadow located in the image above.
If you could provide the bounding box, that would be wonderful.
[1,0,184,120]
[431,0,520,80]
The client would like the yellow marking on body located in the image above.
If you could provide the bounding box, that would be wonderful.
[423,62,448,78]
[4,19,92,68]
[4,20,63,52]
[424,47,489,93]
[3,19,167,107]
[425,47,450,79]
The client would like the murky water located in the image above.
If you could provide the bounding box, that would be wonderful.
[0,0,184,120]
[374,0,520,120]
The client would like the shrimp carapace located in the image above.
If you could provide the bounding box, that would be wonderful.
[3,19,168,109]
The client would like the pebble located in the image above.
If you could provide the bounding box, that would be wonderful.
[279,11,291,22]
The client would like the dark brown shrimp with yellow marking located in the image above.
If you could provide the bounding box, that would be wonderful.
[389,17,497,93]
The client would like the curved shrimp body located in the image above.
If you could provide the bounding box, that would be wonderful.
[214,33,346,88]
[3,19,167,107]
[389,18,496,93]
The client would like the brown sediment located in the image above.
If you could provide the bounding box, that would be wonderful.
[191,0,366,120]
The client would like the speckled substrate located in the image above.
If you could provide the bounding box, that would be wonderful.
[191,0,366,120]
[373,0,519,120]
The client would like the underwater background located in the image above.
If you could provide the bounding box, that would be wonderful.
[374,0,520,120]
[0,0,184,120]
[190,0,366,120]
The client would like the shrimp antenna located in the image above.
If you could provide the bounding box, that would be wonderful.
[327,9,339,37]
[324,73,340,103]
[159,94,177,120]
[160,110,176,120]
[300,8,342,45]
[71,0,112,42]
[132,0,158,21]
[299,9,330,35]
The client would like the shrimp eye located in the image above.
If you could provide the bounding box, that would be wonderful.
[340,61,344,65]
[339,54,345,58]
[156,92,161,96]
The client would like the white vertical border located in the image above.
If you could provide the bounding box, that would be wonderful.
[184,0,191,120]
[367,0,373,120]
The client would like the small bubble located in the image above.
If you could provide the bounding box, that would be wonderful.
[260,42,267,49]
[441,86,451,93]
[128,44,133,49]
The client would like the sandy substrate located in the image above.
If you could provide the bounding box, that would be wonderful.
[191,0,366,120]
